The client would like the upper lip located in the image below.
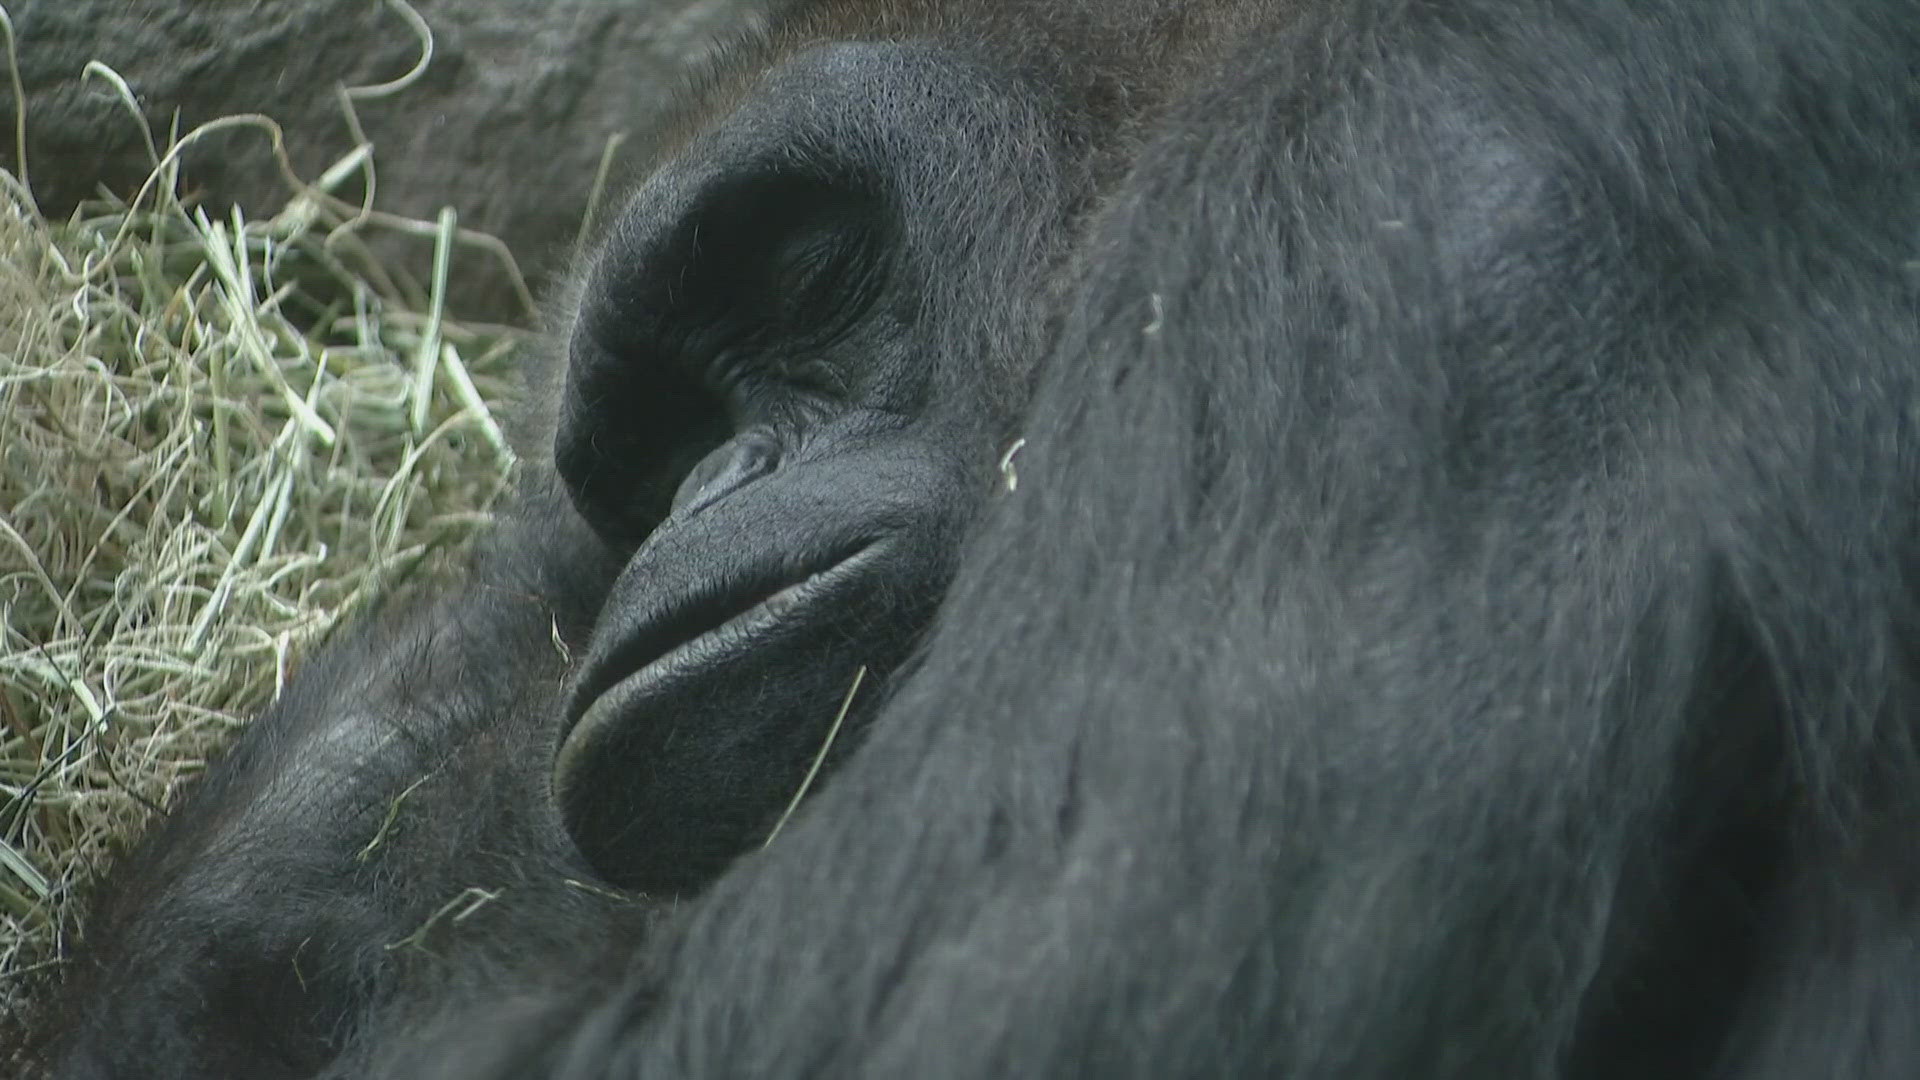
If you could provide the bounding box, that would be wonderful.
[559,538,880,735]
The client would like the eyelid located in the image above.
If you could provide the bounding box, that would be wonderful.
[782,357,851,396]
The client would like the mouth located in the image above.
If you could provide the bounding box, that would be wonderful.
[556,539,880,767]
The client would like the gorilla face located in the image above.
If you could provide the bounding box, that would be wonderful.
[549,43,1067,893]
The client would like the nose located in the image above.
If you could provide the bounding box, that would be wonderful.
[670,430,782,516]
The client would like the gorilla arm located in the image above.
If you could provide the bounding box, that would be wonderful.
[34,474,625,1080]
[378,1,1920,1076]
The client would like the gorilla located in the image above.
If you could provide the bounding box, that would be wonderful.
[15,0,1920,1076]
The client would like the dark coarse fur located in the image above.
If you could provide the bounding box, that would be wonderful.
[16,0,1920,1076]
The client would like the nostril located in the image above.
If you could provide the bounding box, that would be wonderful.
[671,431,782,516]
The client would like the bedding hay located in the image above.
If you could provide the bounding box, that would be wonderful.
[0,46,533,1008]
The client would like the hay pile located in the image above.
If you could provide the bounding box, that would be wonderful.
[0,61,532,998]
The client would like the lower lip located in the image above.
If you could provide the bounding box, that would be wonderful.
[554,545,878,772]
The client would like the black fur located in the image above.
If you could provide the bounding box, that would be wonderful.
[18,0,1920,1076]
